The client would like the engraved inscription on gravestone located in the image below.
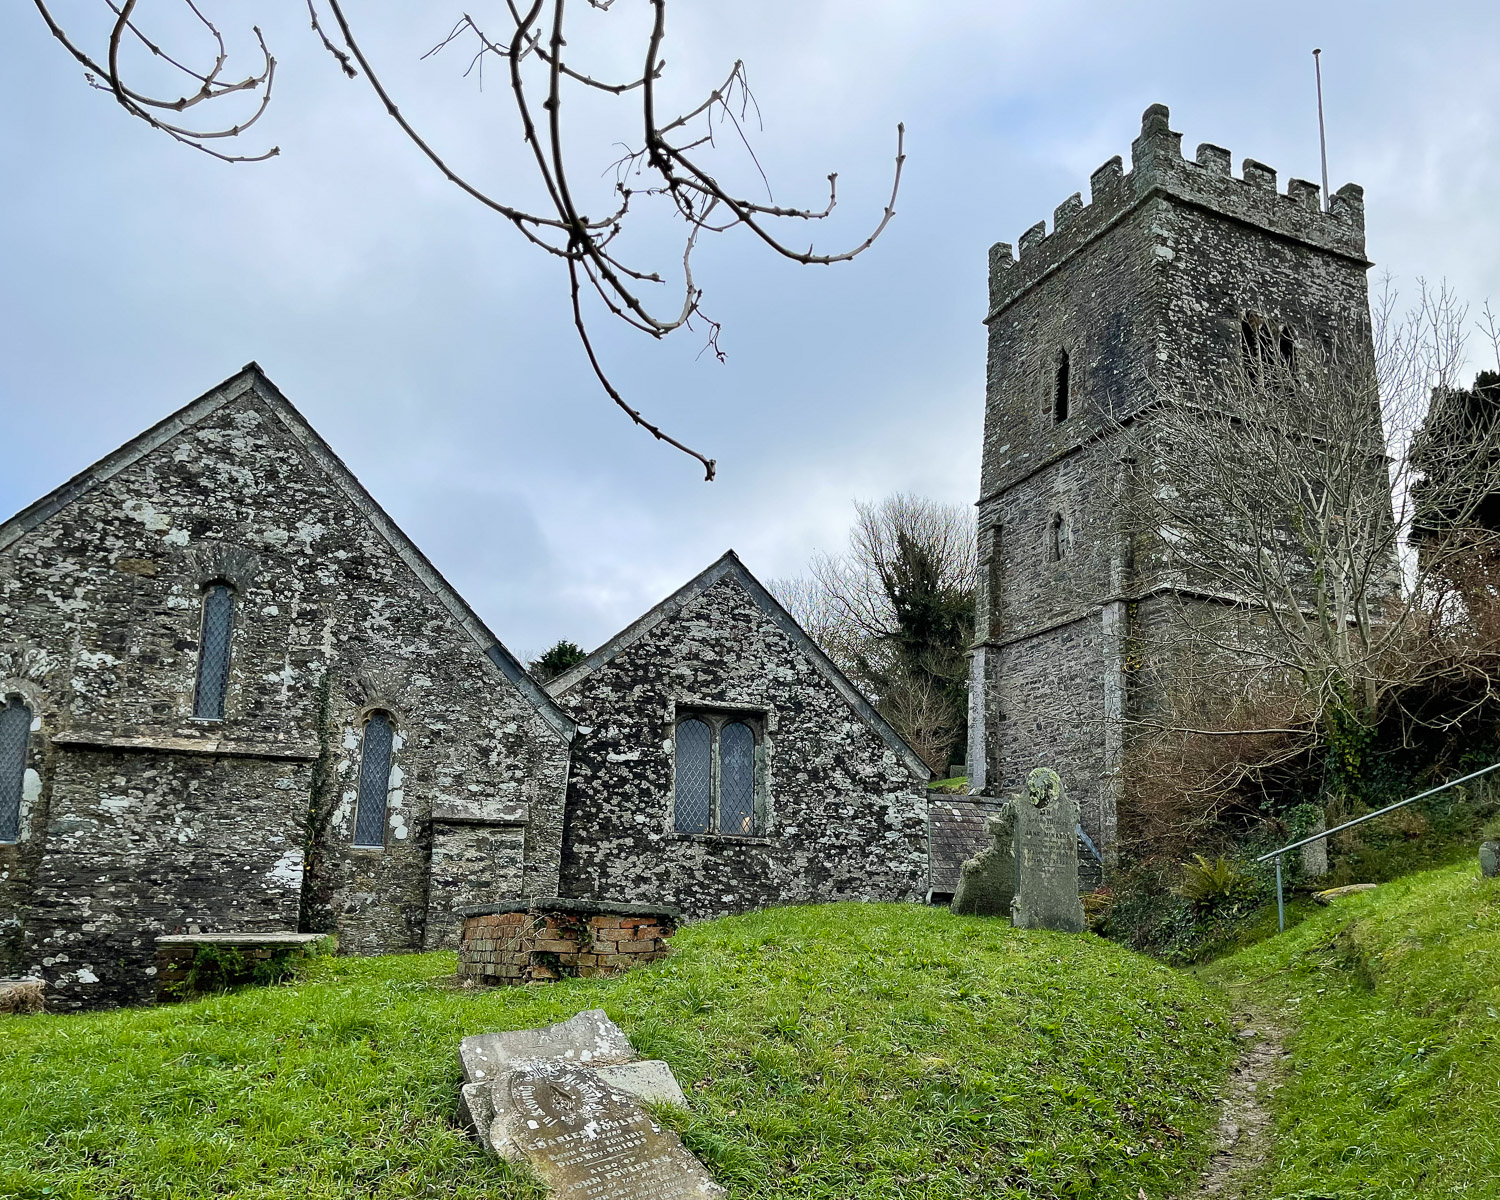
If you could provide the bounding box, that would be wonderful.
[1011,767,1086,933]
[502,1060,724,1199]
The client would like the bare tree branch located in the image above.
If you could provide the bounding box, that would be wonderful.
[31,0,906,478]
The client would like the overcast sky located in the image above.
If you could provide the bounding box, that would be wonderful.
[3,1,1498,660]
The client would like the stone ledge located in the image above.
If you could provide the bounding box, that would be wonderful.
[459,897,681,920]
[155,932,328,946]
[432,804,529,826]
[52,731,320,761]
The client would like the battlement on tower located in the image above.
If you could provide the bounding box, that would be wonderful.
[986,103,1367,319]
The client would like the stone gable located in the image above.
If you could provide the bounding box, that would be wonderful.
[550,556,929,918]
[0,367,571,1007]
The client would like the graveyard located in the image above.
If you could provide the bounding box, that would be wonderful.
[0,902,1236,1199]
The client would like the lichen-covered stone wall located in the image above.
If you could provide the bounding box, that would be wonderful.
[0,370,570,1007]
[971,104,1377,850]
[551,567,929,918]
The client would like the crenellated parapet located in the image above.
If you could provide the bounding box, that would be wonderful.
[987,103,1367,319]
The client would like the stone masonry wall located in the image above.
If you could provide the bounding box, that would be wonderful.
[971,104,1376,855]
[552,571,930,919]
[0,370,570,1006]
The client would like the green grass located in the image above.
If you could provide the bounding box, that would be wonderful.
[1204,860,1500,1199]
[928,776,969,793]
[0,903,1234,1199]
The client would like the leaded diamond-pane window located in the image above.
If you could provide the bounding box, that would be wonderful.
[0,696,30,844]
[673,718,712,834]
[353,712,394,848]
[719,722,755,835]
[193,583,235,719]
[674,713,764,836]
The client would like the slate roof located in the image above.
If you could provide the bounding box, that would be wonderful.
[0,363,575,744]
[927,796,1009,896]
[546,550,931,781]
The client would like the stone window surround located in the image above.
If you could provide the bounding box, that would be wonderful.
[350,706,400,852]
[0,690,34,845]
[665,698,774,842]
[190,578,237,725]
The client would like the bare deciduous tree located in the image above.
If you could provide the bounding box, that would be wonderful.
[773,494,975,773]
[1119,282,1500,841]
[31,0,905,479]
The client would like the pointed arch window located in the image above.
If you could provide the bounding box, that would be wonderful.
[353,711,395,849]
[674,712,764,836]
[0,695,31,844]
[193,582,235,720]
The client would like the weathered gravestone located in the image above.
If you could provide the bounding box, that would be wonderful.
[458,1008,718,1198]
[495,1060,724,1199]
[1010,767,1086,933]
[950,801,1017,917]
[1481,840,1500,879]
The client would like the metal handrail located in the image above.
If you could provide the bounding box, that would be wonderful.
[1257,759,1500,931]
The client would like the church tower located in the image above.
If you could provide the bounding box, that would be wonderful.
[967,103,1373,851]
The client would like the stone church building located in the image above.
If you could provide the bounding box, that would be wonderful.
[0,366,929,1009]
[967,104,1377,849]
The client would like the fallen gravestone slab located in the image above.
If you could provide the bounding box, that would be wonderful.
[493,1060,724,1198]
[950,801,1017,917]
[1011,767,1086,933]
[460,1008,634,1083]
[459,1007,691,1168]
[1481,840,1499,879]
[1313,883,1378,905]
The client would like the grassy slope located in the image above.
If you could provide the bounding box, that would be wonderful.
[1204,861,1500,1199]
[1,903,1232,1200]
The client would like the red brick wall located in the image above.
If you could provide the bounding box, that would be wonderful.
[458,908,675,985]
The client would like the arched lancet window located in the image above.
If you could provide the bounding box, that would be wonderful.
[1053,350,1071,423]
[1047,512,1067,563]
[193,582,235,719]
[719,722,756,835]
[0,695,31,844]
[353,711,395,848]
[673,718,712,834]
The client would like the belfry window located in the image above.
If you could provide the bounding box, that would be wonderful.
[673,714,763,836]
[193,582,235,720]
[353,711,395,849]
[0,695,31,844]
[1278,327,1297,371]
[1053,350,1071,423]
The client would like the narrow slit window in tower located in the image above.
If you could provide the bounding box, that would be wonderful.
[1054,351,1071,423]
[1047,512,1066,563]
[0,695,31,844]
[1279,326,1297,372]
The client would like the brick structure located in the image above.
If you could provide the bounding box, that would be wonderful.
[458,900,677,984]
[968,104,1378,851]
[546,553,932,920]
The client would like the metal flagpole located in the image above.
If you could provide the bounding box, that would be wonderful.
[1313,48,1331,211]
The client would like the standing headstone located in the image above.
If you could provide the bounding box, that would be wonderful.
[1010,767,1086,933]
[1481,840,1499,879]
[950,801,1017,917]
[490,1060,724,1199]
[1301,815,1329,878]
